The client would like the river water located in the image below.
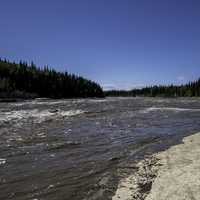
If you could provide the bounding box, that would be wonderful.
[0,97,200,200]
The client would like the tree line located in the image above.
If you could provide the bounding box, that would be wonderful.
[1,57,200,99]
[0,58,104,99]
[105,80,200,97]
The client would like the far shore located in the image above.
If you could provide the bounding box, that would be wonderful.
[112,132,200,200]
[0,96,106,103]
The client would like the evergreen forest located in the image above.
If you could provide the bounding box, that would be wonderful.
[105,80,200,97]
[0,58,104,99]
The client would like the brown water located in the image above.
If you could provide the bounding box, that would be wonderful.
[1,97,200,200]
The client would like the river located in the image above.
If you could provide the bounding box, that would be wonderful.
[1,97,200,200]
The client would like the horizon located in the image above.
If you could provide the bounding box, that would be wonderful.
[1,0,200,90]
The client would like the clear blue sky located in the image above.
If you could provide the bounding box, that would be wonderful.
[1,0,200,90]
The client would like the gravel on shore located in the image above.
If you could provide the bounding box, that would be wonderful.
[112,132,200,200]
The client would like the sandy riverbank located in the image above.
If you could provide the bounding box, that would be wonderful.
[112,132,200,200]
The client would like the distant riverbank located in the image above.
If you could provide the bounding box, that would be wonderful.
[0,91,38,102]
[112,132,200,200]
[0,91,105,103]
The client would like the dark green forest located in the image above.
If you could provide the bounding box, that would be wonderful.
[105,80,200,97]
[0,58,104,99]
[1,58,200,99]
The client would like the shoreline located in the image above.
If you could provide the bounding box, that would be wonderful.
[0,96,106,103]
[112,132,200,200]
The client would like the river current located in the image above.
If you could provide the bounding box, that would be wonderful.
[0,97,200,200]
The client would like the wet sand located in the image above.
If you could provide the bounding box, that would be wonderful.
[112,132,200,200]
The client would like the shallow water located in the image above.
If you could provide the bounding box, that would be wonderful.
[0,97,200,200]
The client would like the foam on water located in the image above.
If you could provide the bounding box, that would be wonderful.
[59,110,85,117]
[88,99,107,103]
[11,98,111,108]
[0,158,6,165]
[0,109,85,125]
[0,109,53,124]
[141,107,200,113]
[11,100,70,106]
